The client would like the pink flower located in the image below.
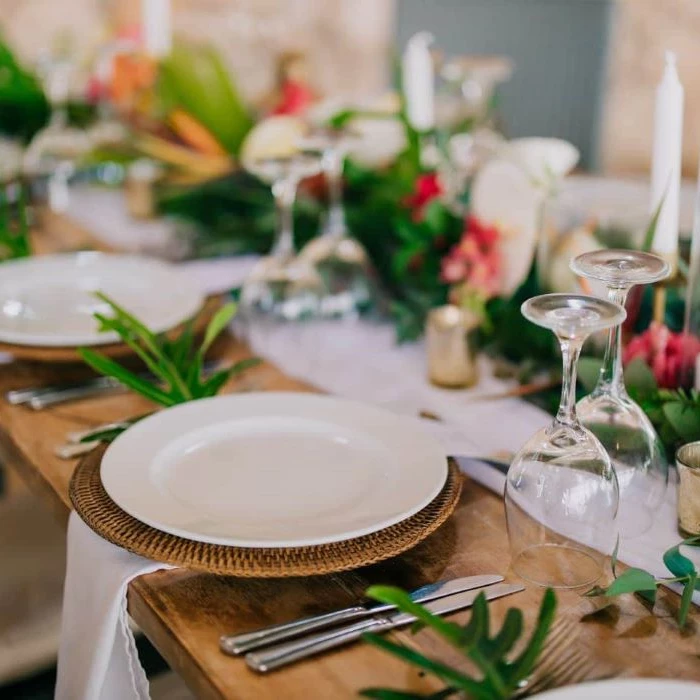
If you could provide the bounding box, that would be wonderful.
[440,215,501,300]
[404,172,443,221]
[623,322,700,388]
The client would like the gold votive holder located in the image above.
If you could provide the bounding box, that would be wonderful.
[125,159,162,219]
[676,441,700,536]
[426,305,479,388]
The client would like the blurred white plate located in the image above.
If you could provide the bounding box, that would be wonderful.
[101,393,448,548]
[533,679,700,699]
[0,253,205,347]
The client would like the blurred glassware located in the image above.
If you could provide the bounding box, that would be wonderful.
[0,139,24,185]
[23,55,90,212]
[435,54,513,130]
[571,250,671,539]
[506,293,625,589]
[240,153,324,321]
[124,159,162,220]
[297,128,375,318]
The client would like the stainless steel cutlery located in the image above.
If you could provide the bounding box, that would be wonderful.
[244,582,524,673]
[220,573,504,656]
[7,376,124,409]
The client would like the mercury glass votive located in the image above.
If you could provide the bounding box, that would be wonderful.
[426,305,479,388]
[677,442,700,536]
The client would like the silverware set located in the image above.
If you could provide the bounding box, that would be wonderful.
[220,575,524,673]
[7,375,127,410]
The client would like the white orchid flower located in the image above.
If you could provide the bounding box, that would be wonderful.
[503,137,579,195]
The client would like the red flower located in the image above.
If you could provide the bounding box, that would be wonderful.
[623,322,700,388]
[404,172,443,221]
[271,80,315,116]
[440,215,501,299]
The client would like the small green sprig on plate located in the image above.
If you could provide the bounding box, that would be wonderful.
[360,586,556,700]
[79,292,260,409]
[586,536,700,628]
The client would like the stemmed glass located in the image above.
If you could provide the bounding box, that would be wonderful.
[570,249,671,538]
[505,293,626,589]
[23,56,91,212]
[240,154,325,321]
[297,129,375,318]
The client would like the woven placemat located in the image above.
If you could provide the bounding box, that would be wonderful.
[69,445,462,577]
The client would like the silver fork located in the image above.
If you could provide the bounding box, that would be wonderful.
[515,617,600,698]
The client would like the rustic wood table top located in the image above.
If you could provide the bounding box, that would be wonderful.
[1,217,698,699]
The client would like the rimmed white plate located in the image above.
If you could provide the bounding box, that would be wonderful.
[0,253,205,347]
[101,393,448,548]
[532,679,700,699]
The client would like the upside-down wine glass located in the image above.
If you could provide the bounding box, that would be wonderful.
[297,128,375,318]
[505,293,626,589]
[570,249,671,539]
[23,55,91,212]
[240,154,324,321]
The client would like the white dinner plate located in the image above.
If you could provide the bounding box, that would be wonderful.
[0,253,205,347]
[101,393,448,548]
[533,679,700,699]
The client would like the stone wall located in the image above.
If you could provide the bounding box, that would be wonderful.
[0,0,395,103]
[600,0,700,176]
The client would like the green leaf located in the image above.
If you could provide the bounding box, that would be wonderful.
[605,568,658,597]
[577,356,602,393]
[422,201,448,235]
[201,302,237,354]
[360,690,423,700]
[509,588,557,680]
[679,572,697,628]
[360,689,457,700]
[611,536,620,578]
[662,402,700,442]
[78,349,176,406]
[365,586,463,647]
[361,634,489,699]
[584,585,608,598]
[624,358,658,395]
[663,536,700,582]
[487,608,523,660]
[642,191,665,252]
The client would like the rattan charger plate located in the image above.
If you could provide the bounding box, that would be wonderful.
[70,445,463,577]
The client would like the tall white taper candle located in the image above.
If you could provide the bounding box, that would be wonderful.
[142,0,172,59]
[402,32,435,132]
[649,51,684,268]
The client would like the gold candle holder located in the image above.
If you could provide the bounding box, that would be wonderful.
[426,305,479,388]
[676,441,700,536]
[125,159,162,220]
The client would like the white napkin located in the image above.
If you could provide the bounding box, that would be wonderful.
[55,513,172,700]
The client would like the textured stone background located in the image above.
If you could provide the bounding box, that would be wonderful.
[0,0,698,175]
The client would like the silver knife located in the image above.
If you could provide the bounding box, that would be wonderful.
[220,574,503,656]
[6,376,121,407]
[245,582,524,673]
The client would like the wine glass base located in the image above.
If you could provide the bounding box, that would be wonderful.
[240,256,324,322]
[512,543,603,589]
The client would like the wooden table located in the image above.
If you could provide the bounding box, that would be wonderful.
[1,222,699,698]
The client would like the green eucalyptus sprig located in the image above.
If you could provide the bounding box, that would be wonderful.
[79,293,260,409]
[586,536,700,628]
[360,586,556,700]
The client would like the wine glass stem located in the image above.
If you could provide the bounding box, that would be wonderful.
[597,286,630,397]
[556,336,584,426]
[323,148,346,237]
[271,176,298,258]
